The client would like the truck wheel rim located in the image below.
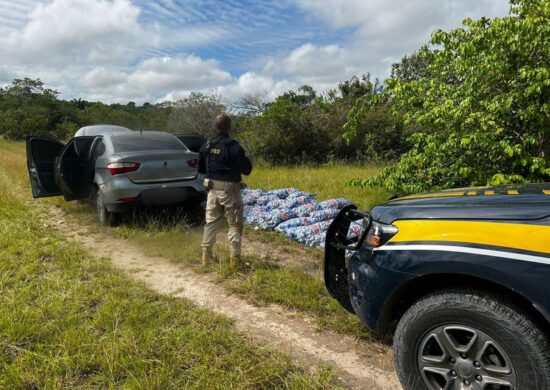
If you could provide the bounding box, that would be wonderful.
[417,324,517,390]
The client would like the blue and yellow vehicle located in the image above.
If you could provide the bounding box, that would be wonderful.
[325,183,550,390]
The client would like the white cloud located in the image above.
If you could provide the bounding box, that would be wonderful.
[127,55,231,91]
[0,0,234,103]
[0,0,510,103]
[159,90,194,102]
[81,67,127,88]
[297,0,509,33]
[157,72,295,105]
[77,55,231,103]
[0,66,13,84]
[252,0,511,92]
[215,72,296,102]
[1,0,142,66]
[263,43,363,90]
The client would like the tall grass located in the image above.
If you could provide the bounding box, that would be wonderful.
[0,140,337,388]
[246,162,390,210]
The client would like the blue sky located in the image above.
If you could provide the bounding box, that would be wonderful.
[134,0,352,74]
[0,0,509,103]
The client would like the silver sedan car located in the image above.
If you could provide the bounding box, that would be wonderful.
[27,126,205,225]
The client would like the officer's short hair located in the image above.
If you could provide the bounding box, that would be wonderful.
[214,113,231,132]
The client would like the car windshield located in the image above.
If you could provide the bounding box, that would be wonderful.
[112,133,187,153]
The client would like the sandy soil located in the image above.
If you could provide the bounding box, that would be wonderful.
[49,205,400,390]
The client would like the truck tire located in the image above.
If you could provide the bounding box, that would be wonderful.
[96,189,117,227]
[393,289,550,390]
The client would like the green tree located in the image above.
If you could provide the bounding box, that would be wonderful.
[0,78,62,139]
[240,86,334,164]
[389,46,433,83]
[166,92,225,138]
[348,0,550,194]
[79,102,138,129]
[0,78,175,140]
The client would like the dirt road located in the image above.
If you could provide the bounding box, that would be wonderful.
[49,205,400,390]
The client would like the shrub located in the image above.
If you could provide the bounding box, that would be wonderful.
[347,0,550,194]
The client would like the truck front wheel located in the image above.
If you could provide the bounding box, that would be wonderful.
[393,290,550,390]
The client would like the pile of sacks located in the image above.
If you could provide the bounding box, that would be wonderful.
[242,188,354,249]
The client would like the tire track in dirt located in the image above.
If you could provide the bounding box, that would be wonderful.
[49,205,400,390]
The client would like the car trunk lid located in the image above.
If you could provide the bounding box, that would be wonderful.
[112,150,198,183]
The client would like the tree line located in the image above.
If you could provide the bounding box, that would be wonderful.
[0,0,547,194]
[0,75,406,164]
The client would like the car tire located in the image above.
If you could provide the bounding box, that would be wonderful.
[393,289,550,390]
[96,189,117,227]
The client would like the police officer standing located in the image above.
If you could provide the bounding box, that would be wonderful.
[198,113,252,267]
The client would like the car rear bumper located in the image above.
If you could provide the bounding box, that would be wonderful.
[99,175,206,212]
[106,187,207,212]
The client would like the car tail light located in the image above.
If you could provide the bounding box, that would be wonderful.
[187,159,198,168]
[365,221,398,247]
[117,196,137,203]
[107,162,140,175]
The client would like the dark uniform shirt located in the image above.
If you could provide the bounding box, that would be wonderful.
[198,132,252,183]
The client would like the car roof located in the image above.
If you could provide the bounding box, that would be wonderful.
[74,125,133,137]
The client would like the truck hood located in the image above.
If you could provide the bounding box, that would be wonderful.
[371,183,550,224]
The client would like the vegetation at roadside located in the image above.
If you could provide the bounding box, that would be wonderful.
[238,79,409,165]
[245,162,389,210]
[347,0,550,194]
[0,140,338,388]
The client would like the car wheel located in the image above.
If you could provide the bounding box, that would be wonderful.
[96,189,117,227]
[393,289,550,390]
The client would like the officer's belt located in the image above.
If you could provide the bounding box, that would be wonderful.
[210,179,238,190]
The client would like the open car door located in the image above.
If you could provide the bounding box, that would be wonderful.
[26,137,64,198]
[55,136,96,201]
[175,134,206,153]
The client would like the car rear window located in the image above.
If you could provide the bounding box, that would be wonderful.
[112,133,187,153]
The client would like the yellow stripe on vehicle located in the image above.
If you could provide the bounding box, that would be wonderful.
[389,220,550,254]
[544,190,550,195]
[466,191,477,196]
[396,192,465,200]
[507,190,519,195]
[484,190,495,196]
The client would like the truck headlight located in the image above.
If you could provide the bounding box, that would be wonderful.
[364,220,398,248]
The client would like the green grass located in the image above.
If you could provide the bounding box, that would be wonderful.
[246,162,390,210]
[5,141,383,344]
[0,140,338,388]
[227,268,373,338]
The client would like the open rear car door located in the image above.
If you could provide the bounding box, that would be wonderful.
[175,134,206,153]
[55,136,96,201]
[26,137,64,198]
[26,136,96,201]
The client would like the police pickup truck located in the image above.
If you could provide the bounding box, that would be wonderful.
[325,183,550,390]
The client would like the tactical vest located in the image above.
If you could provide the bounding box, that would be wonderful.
[205,136,235,179]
